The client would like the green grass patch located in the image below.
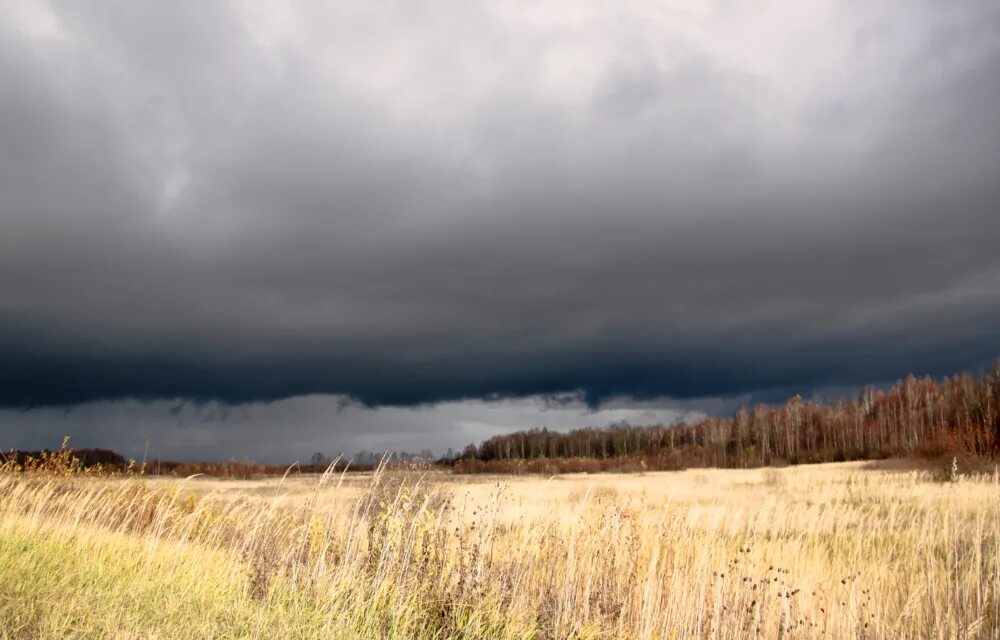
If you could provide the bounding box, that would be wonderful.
[0,522,350,640]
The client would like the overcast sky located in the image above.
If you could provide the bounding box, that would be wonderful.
[2,1,999,460]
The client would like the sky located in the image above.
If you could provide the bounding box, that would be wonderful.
[1,0,999,461]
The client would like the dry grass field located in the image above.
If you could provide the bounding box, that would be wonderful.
[1,455,998,639]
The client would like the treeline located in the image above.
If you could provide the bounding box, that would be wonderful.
[149,451,436,478]
[2,449,430,480]
[0,448,128,470]
[142,459,368,479]
[454,361,1000,473]
[0,450,375,479]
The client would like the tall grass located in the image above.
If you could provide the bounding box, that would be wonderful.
[1,447,998,638]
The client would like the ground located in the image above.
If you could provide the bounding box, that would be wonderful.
[1,461,997,639]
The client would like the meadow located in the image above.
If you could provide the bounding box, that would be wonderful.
[1,450,998,639]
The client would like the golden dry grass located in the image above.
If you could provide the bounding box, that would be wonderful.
[1,459,998,638]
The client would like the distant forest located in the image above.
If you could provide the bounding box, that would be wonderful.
[453,361,1000,474]
[7,362,999,477]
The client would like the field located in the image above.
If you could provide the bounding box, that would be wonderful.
[1,459,998,639]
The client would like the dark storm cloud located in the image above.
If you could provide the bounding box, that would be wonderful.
[2,0,1000,410]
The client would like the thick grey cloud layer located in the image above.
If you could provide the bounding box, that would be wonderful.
[0,395,707,462]
[2,0,1000,413]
